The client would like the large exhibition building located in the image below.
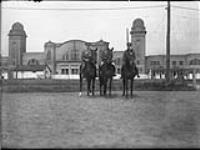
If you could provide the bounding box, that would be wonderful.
[1,18,200,79]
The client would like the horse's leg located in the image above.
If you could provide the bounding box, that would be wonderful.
[130,78,133,97]
[122,78,125,96]
[87,78,91,96]
[109,77,112,96]
[89,78,92,95]
[104,79,107,96]
[99,77,102,96]
[125,78,128,97]
[100,83,102,96]
[92,77,95,96]
[79,73,82,96]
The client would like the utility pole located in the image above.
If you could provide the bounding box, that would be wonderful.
[166,1,171,83]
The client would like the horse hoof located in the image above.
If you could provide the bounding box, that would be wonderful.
[79,92,82,97]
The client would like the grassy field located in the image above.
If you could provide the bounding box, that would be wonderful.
[1,91,200,148]
[1,79,197,92]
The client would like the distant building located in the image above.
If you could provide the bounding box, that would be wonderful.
[113,18,147,75]
[1,19,200,79]
[130,18,147,74]
[113,52,200,79]
[44,39,109,76]
[1,22,111,79]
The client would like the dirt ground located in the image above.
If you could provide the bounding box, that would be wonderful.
[1,91,200,148]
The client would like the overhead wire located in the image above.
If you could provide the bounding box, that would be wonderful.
[171,5,200,12]
[146,13,166,49]
[2,3,199,55]
[172,14,199,20]
[2,5,166,11]
[171,6,200,53]
[151,14,166,35]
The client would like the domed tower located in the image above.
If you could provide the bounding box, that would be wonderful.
[8,22,27,66]
[130,18,146,74]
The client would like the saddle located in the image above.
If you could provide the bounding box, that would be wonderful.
[81,60,97,77]
[99,61,116,76]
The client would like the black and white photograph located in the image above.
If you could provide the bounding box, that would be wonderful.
[0,0,200,148]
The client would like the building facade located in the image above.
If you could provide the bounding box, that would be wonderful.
[44,39,110,77]
[113,52,200,79]
[1,22,111,79]
[1,19,200,79]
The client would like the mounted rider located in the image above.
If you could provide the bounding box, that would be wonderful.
[122,42,140,78]
[81,45,97,76]
[100,47,116,76]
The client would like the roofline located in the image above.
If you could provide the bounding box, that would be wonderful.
[55,39,87,47]
[53,39,109,48]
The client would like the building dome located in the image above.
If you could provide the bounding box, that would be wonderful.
[44,41,55,48]
[12,22,24,31]
[8,22,27,37]
[132,18,146,32]
[133,18,144,27]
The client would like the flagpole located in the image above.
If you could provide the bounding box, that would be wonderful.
[126,27,129,46]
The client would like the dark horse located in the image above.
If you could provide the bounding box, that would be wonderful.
[121,51,139,97]
[99,48,116,96]
[79,48,97,96]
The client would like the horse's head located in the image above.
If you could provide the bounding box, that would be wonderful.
[82,46,97,63]
[125,50,136,67]
[101,47,114,64]
[81,49,97,76]
[90,48,97,64]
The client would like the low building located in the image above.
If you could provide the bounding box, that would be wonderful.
[113,51,200,79]
[1,22,111,79]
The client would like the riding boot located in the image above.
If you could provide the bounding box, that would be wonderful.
[112,68,116,76]
[135,66,140,78]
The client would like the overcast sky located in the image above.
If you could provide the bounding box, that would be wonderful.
[1,1,200,56]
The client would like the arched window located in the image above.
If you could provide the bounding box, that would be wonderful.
[189,59,200,65]
[70,49,80,61]
[62,52,69,60]
[28,59,40,66]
